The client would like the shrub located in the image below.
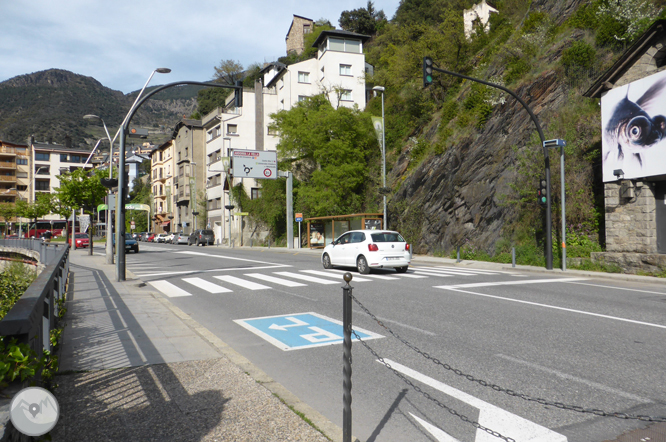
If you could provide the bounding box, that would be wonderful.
[561,40,596,73]
[0,261,37,320]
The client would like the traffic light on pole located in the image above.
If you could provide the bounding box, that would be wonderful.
[537,178,547,207]
[423,57,433,88]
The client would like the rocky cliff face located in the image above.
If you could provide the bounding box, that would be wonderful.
[389,69,568,255]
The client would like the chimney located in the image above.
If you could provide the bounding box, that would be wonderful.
[64,135,72,148]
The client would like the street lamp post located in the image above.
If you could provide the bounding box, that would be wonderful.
[373,85,387,230]
[83,115,114,264]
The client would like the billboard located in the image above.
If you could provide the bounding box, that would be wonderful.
[601,69,666,182]
[232,149,278,180]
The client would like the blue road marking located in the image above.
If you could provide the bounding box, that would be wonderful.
[234,312,383,351]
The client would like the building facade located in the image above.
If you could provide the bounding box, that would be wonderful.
[172,119,204,235]
[0,141,30,205]
[150,140,175,234]
[285,15,315,55]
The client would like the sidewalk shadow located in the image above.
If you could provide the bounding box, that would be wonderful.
[52,264,228,441]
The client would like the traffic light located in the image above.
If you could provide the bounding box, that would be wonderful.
[423,57,434,88]
[537,178,547,207]
[234,80,243,108]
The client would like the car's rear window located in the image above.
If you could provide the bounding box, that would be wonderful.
[371,232,405,243]
[202,230,214,235]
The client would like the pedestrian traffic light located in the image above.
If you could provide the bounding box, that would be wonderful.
[234,80,243,108]
[423,57,434,88]
[538,178,547,207]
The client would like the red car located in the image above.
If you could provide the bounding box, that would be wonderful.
[74,233,90,248]
[145,233,155,242]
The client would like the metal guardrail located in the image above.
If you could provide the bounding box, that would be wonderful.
[0,239,69,357]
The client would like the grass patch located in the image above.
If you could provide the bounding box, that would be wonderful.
[271,393,331,440]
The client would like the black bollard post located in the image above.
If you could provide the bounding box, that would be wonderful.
[342,272,353,442]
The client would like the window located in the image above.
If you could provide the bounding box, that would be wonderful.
[303,24,311,34]
[340,90,353,101]
[159,152,163,161]
[70,155,80,163]
[298,71,310,83]
[36,166,50,175]
[35,180,50,191]
[251,188,262,200]
[267,126,277,135]
[185,147,188,158]
[17,185,27,191]
[227,124,238,135]
[17,158,28,165]
[60,154,68,162]
[16,172,28,178]
[340,64,352,76]
[179,165,184,176]
[328,38,360,53]
[35,153,49,161]
[298,95,308,102]
[207,125,221,142]
[279,79,284,90]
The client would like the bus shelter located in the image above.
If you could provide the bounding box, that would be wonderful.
[305,213,383,249]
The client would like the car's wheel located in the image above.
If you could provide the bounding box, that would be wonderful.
[322,253,332,269]
[134,248,139,253]
[187,240,191,246]
[357,255,370,274]
[396,266,408,273]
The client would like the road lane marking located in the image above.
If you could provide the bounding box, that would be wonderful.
[273,272,339,285]
[244,273,306,287]
[434,277,587,290]
[214,275,270,290]
[496,354,650,403]
[409,413,461,442]
[301,270,372,282]
[234,312,383,351]
[182,277,232,293]
[416,265,504,275]
[440,287,666,330]
[415,268,492,276]
[375,316,437,336]
[383,358,567,442]
[148,280,193,297]
[565,281,666,296]
[396,273,428,278]
[176,251,284,265]
[134,264,289,277]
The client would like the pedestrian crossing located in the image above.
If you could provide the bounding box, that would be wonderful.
[141,266,511,298]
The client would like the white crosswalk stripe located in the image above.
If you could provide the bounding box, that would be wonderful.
[273,272,339,285]
[148,280,193,297]
[214,275,271,290]
[182,277,232,293]
[245,273,306,287]
[301,270,373,282]
[395,273,428,279]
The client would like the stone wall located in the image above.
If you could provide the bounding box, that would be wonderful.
[614,34,666,88]
[604,180,657,253]
[286,16,314,55]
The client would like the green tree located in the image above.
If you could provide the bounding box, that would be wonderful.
[16,194,51,237]
[339,1,387,35]
[270,94,377,217]
[0,203,16,236]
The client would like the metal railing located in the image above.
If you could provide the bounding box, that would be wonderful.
[0,239,69,358]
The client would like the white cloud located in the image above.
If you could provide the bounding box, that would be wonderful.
[0,0,399,93]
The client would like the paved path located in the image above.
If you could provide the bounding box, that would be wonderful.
[52,249,335,442]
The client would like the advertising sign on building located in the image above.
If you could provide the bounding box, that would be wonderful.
[232,150,278,180]
[601,69,666,182]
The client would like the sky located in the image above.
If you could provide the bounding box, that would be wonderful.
[1,0,401,94]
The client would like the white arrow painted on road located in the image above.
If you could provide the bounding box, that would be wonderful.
[268,316,308,331]
[384,359,568,442]
[409,413,461,441]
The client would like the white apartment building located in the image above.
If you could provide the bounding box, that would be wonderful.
[200,28,370,245]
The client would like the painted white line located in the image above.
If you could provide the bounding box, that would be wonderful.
[326,268,399,280]
[244,273,306,287]
[566,281,666,296]
[148,280,193,298]
[416,265,504,275]
[442,287,666,330]
[273,272,339,285]
[182,277,232,294]
[134,264,289,277]
[409,413,460,442]
[383,358,567,442]
[496,354,650,402]
[177,250,284,265]
[301,270,372,282]
[414,268,496,276]
[435,277,587,290]
[397,273,428,278]
[214,275,270,290]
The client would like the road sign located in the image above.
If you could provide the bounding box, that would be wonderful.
[295,213,303,222]
[233,212,249,216]
[130,221,135,230]
[232,149,278,180]
[234,312,383,351]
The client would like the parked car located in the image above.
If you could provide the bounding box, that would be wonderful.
[188,229,215,246]
[74,233,90,249]
[175,232,189,245]
[132,232,142,240]
[165,232,175,244]
[321,230,411,274]
[140,232,153,242]
[145,233,155,242]
[155,233,167,243]
[113,233,139,253]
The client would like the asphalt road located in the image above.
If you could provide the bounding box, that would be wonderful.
[121,242,666,442]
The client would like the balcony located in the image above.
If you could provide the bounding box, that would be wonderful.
[0,161,16,170]
[0,146,17,155]
[0,175,17,183]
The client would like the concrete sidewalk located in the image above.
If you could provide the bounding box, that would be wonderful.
[52,249,335,442]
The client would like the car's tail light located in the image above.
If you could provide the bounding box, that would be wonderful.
[368,244,378,251]
[406,244,410,251]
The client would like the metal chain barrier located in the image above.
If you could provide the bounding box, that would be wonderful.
[350,292,666,424]
[352,329,517,442]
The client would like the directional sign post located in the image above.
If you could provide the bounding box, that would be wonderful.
[232,150,278,180]
[295,213,303,248]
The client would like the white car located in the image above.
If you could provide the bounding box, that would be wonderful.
[321,229,411,274]
[165,233,175,244]
[154,233,167,243]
